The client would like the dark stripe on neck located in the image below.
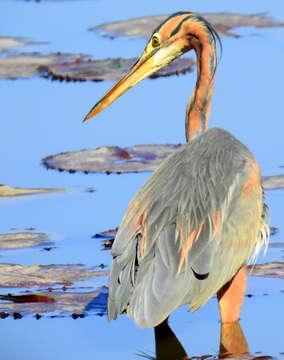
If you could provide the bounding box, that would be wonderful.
[151,11,193,36]
[170,15,192,37]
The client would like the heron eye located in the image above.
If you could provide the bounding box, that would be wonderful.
[152,35,160,48]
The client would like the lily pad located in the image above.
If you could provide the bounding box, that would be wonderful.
[42,144,182,174]
[0,232,53,249]
[0,263,108,288]
[39,57,194,82]
[0,52,86,79]
[0,287,107,317]
[262,175,284,190]
[0,184,65,197]
[92,228,117,250]
[249,262,284,279]
[42,144,284,190]
[91,13,284,39]
[0,36,39,53]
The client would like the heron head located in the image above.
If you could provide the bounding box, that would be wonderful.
[83,12,219,121]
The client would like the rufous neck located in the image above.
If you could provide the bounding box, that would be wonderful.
[185,37,216,142]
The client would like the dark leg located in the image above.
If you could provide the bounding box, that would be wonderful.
[154,318,188,360]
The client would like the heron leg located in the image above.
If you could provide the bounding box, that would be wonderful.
[219,321,249,357]
[217,266,247,323]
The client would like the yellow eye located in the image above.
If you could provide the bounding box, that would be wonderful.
[152,35,160,48]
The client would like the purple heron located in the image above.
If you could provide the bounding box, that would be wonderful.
[84,12,269,327]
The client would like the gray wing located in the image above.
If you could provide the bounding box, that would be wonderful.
[108,128,269,327]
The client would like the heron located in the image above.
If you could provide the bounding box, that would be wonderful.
[84,12,269,328]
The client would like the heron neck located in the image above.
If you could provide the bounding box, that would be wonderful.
[186,40,216,142]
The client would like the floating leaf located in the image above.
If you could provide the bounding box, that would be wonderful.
[249,262,284,279]
[0,263,107,288]
[42,144,284,189]
[0,52,86,80]
[0,293,55,304]
[92,228,118,250]
[39,57,194,82]
[0,36,40,53]
[43,144,182,174]
[91,13,284,39]
[262,175,284,190]
[92,228,118,240]
[0,184,65,197]
[0,232,53,250]
[0,287,107,317]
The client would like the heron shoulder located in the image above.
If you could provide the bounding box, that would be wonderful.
[113,127,261,258]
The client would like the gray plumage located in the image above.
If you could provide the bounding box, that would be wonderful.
[108,128,268,327]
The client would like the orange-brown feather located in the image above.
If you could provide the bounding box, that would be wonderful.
[178,220,205,270]
[212,210,222,237]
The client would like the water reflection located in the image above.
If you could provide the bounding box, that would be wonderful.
[151,319,274,360]
[154,319,187,360]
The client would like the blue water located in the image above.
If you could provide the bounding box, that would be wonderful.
[0,0,284,358]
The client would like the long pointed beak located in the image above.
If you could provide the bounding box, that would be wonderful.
[83,53,158,121]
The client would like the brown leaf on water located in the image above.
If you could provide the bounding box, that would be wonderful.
[249,262,284,279]
[0,263,108,288]
[0,184,65,197]
[39,57,194,82]
[0,232,53,250]
[90,13,284,39]
[0,293,55,303]
[42,144,182,174]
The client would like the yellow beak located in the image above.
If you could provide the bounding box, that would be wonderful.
[83,53,159,121]
[83,42,184,121]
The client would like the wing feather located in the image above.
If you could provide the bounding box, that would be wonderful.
[108,128,269,327]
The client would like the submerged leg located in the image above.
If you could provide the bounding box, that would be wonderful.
[219,321,249,357]
[217,266,247,323]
